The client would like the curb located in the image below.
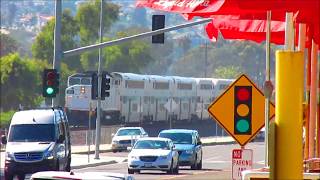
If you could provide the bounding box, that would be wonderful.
[71,160,118,169]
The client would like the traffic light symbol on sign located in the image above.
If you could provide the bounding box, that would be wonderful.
[42,69,59,97]
[101,73,110,100]
[234,86,252,135]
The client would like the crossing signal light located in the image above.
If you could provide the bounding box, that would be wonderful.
[234,86,252,135]
[91,73,98,100]
[152,15,165,44]
[101,73,110,100]
[42,69,59,97]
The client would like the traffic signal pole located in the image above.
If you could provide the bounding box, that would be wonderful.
[95,0,104,160]
[52,0,62,107]
[63,18,212,57]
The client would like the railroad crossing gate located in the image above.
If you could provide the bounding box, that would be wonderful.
[208,74,275,146]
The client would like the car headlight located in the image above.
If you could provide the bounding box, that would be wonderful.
[159,155,168,159]
[44,151,54,160]
[5,152,14,161]
[129,155,139,160]
[185,150,194,154]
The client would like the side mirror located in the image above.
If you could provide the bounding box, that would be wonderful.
[172,145,177,151]
[197,141,202,146]
[111,133,115,137]
[1,135,7,145]
[127,147,132,151]
[57,135,65,143]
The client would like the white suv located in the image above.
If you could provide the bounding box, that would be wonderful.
[111,127,148,153]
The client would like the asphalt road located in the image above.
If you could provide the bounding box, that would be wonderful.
[74,142,265,180]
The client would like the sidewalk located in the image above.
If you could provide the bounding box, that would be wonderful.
[0,136,235,170]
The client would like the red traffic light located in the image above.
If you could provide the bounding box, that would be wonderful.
[236,87,251,101]
[47,71,55,79]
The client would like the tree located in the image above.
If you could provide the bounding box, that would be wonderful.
[75,0,119,45]
[212,66,241,79]
[0,53,46,111]
[32,9,80,70]
[0,33,18,57]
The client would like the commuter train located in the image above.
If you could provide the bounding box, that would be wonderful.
[64,72,234,127]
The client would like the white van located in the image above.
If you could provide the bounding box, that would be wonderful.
[1,108,71,180]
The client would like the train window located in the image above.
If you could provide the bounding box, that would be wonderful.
[132,104,138,112]
[154,82,169,89]
[159,104,165,112]
[121,96,127,103]
[81,78,91,85]
[183,103,189,111]
[126,80,144,89]
[178,83,192,90]
[114,80,120,85]
[197,96,201,102]
[200,84,213,90]
[219,84,228,90]
[144,96,150,103]
[151,97,155,104]
[69,78,80,86]
[66,89,74,94]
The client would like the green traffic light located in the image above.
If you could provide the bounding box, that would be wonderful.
[236,119,250,133]
[46,87,54,95]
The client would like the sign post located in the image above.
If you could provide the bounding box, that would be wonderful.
[232,149,253,180]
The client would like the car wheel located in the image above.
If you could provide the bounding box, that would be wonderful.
[128,169,134,174]
[17,173,25,180]
[167,160,174,174]
[112,150,117,153]
[191,156,197,170]
[173,162,179,174]
[5,172,14,180]
[56,159,60,171]
[65,156,71,172]
[197,158,202,170]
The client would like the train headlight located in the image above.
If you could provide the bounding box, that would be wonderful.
[80,86,85,94]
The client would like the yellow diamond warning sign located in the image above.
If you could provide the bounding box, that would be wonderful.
[208,74,275,146]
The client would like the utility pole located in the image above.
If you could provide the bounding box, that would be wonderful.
[52,0,62,107]
[204,41,208,78]
[95,0,104,160]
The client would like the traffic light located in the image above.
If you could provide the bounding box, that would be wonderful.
[152,15,165,44]
[42,69,59,97]
[101,72,110,100]
[234,86,252,135]
[91,72,98,100]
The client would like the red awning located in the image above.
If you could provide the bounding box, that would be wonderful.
[136,0,319,45]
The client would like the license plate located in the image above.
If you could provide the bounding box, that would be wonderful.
[144,163,152,167]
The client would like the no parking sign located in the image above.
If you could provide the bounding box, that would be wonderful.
[232,149,253,180]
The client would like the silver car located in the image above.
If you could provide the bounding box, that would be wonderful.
[111,127,148,153]
[127,137,179,174]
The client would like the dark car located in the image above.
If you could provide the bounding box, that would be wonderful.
[158,129,202,170]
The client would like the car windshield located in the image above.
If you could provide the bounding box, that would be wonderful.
[8,124,55,142]
[134,140,169,150]
[116,129,141,136]
[159,132,193,144]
